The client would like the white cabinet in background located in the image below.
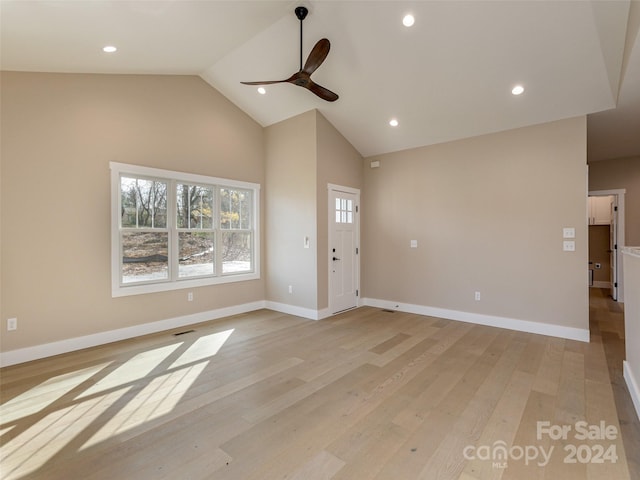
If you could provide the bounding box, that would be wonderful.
[588,196,612,225]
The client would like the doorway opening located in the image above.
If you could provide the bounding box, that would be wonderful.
[588,189,626,302]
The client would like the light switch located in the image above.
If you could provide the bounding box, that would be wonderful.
[303,236,310,249]
[563,227,575,239]
[563,240,575,251]
[410,240,418,248]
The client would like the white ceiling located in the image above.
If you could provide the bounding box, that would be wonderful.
[2,0,639,160]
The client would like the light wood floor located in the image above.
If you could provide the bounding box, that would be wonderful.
[1,293,637,479]
[589,288,640,479]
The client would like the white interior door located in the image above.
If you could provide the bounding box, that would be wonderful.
[329,187,359,314]
[609,196,618,300]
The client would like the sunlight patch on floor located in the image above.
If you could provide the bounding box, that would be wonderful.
[0,387,131,480]
[0,329,235,478]
[170,329,234,369]
[0,363,111,423]
[77,344,183,399]
[81,360,208,449]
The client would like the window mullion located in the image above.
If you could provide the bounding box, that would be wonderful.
[215,186,221,276]
[168,179,178,282]
[135,178,140,228]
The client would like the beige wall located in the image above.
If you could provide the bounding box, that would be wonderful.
[362,117,589,331]
[316,111,364,310]
[1,72,265,352]
[264,110,363,311]
[264,111,318,308]
[589,157,640,246]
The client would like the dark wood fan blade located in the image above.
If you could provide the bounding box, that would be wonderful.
[307,80,339,102]
[302,38,330,76]
[240,80,287,85]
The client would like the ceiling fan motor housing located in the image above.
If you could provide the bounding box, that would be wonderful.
[295,6,308,21]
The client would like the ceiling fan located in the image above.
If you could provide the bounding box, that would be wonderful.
[241,6,339,102]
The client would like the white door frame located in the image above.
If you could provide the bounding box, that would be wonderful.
[589,189,626,302]
[328,184,361,314]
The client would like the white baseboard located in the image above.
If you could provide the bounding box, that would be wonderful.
[265,301,331,320]
[624,361,640,422]
[362,298,590,342]
[0,301,266,368]
[0,298,590,367]
[591,281,611,289]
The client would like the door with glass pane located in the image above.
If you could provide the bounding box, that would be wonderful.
[329,187,359,313]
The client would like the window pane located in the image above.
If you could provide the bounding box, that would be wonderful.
[121,232,168,283]
[222,232,252,273]
[178,232,214,278]
[176,184,214,229]
[121,176,167,228]
[220,188,252,230]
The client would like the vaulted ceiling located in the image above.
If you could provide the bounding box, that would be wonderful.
[2,0,639,160]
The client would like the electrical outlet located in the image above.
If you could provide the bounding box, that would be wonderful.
[7,318,17,331]
[288,285,293,294]
[475,291,481,301]
[187,292,193,302]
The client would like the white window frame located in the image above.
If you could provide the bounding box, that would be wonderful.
[111,162,260,297]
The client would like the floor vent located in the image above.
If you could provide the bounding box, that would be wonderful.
[173,329,195,336]
[381,309,395,313]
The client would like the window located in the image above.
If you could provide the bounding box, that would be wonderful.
[111,162,260,297]
[335,197,354,224]
[177,183,215,279]
[220,188,253,274]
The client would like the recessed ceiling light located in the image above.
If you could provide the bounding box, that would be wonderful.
[102,45,117,53]
[512,85,524,95]
[403,14,415,27]
[257,87,266,95]
[389,118,399,127]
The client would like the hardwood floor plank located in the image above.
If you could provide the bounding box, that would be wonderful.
[216,364,380,479]
[531,336,565,397]
[584,378,630,479]
[501,389,556,480]
[590,289,640,479]
[287,450,346,480]
[457,371,535,480]
[369,333,412,354]
[374,331,522,479]
[241,350,373,424]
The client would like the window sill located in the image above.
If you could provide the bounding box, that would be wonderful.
[111,271,260,298]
